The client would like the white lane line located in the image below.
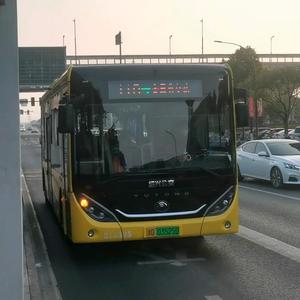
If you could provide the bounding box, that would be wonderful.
[240,185,300,201]
[172,249,188,266]
[137,257,205,266]
[24,169,41,174]
[238,225,300,264]
[24,176,42,180]
[131,250,169,262]
[205,296,223,300]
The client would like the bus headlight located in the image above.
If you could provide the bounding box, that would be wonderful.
[78,194,118,222]
[205,186,235,216]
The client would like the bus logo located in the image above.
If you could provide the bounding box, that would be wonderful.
[155,200,169,212]
[148,179,175,188]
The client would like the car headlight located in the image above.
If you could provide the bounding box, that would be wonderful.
[205,186,235,216]
[283,163,300,171]
[77,193,118,222]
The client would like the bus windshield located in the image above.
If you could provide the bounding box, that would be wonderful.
[73,70,233,179]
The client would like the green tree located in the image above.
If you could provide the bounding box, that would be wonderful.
[228,47,262,136]
[228,46,262,89]
[257,67,300,135]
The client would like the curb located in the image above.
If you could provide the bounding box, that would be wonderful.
[22,172,62,300]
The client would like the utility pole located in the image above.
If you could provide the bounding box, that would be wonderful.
[63,34,65,47]
[201,19,204,57]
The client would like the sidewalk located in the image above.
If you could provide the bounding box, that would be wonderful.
[22,172,62,300]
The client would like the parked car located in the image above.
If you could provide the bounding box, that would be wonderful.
[273,129,293,139]
[287,129,295,138]
[289,126,300,140]
[258,128,283,139]
[237,139,300,188]
[30,129,39,134]
[270,128,284,138]
[258,129,272,139]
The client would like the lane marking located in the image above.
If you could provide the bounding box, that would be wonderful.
[172,249,188,266]
[24,169,41,173]
[131,250,168,262]
[25,176,42,180]
[23,172,42,176]
[137,257,205,266]
[205,296,223,300]
[238,225,300,264]
[240,185,300,202]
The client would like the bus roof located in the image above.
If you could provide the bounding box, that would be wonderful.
[71,63,228,74]
[42,63,230,102]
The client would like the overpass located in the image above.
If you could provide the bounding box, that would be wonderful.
[66,53,300,68]
[19,48,300,92]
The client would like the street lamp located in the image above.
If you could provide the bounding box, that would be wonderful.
[169,34,173,56]
[73,19,78,65]
[169,35,173,63]
[214,40,244,49]
[270,35,275,55]
[200,19,204,56]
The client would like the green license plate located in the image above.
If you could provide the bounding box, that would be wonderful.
[146,226,180,237]
[155,226,180,237]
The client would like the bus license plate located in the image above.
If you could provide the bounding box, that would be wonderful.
[146,226,180,237]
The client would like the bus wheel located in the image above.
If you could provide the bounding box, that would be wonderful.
[270,167,283,188]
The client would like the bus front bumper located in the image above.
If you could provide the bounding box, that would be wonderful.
[70,193,239,243]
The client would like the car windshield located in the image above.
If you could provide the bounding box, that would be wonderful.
[266,142,300,156]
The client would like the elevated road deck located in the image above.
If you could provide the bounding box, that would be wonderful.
[19,52,300,92]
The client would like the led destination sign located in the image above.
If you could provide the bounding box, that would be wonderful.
[108,80,202,99]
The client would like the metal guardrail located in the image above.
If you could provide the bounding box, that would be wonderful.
[66,54,300,66]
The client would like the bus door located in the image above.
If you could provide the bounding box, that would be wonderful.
[45,116,53,204]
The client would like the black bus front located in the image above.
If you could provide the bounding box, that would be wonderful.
[63,64,238,243]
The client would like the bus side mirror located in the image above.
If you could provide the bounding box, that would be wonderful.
[58,105,74,133]
[235,102,249,127]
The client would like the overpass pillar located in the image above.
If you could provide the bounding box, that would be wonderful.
[0,1,23,299]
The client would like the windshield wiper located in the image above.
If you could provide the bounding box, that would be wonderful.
[143,165,225,179]
[98,173,132,184]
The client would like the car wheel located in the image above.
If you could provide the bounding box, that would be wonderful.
[270,167,283,188]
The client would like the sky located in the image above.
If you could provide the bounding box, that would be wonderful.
[17,0,300,122]
[17,0,300,56]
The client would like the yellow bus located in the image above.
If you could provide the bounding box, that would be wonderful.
[41,64,247,243]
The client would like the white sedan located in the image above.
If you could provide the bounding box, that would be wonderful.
[237,139,300,188]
